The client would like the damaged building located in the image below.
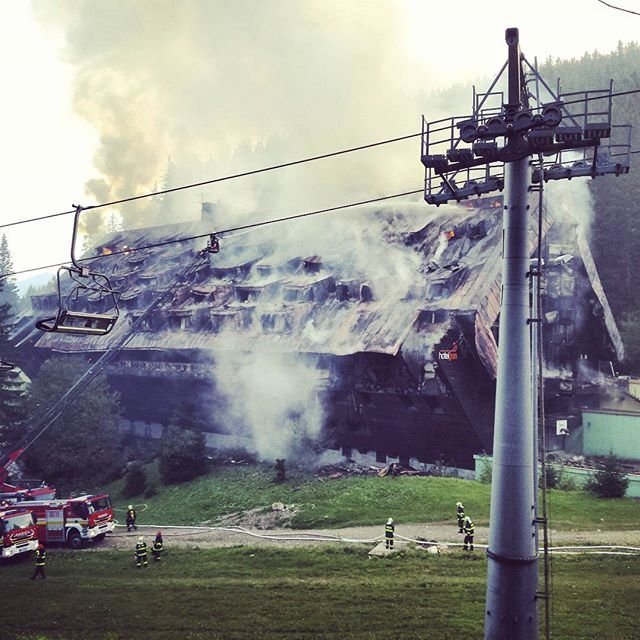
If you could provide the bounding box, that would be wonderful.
[15,196,626,471]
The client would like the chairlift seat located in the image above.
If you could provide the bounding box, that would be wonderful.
[36,263,120,336]
[36,310,118,336]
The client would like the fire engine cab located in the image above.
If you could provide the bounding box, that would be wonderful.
[9,494,115,549]
[0,505,39,559]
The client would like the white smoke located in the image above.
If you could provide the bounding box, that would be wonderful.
[213,350,325,463]
[32,0,452,237]
[544,166,595,234]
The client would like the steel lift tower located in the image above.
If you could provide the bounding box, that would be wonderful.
[420,28,631,640]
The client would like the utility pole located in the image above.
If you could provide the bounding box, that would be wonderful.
[419,27,631,640]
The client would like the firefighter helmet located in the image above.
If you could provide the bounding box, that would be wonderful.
[138,536,144,542]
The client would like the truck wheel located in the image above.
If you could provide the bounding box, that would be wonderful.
[94,533,106,543]
[67,530,83,550]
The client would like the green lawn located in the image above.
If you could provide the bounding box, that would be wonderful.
[2,548,639,640]
[102,463,640,531]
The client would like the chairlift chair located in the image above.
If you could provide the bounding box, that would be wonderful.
[35,205,120,336]
[36,266,119,335]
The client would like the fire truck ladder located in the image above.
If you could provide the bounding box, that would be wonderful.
[1,246,212,474]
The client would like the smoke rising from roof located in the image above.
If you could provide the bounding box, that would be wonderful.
[544,167,595,233]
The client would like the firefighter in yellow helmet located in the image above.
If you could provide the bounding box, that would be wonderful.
[385,517,395,549]
[135,536,148,568]
[456,501,465,533]
[463,516,475,551]
[126,505,137,532]
[30,543,46,580]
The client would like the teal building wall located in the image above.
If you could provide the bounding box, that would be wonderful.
[577,410,640,460]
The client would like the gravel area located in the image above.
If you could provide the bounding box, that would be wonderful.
[96,522,639,551]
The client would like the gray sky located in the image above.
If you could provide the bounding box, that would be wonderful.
[1,0,639,275]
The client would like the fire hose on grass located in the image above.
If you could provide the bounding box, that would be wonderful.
[109,523,640,555]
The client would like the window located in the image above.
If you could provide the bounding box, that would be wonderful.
[2,513,34,531]
[89,497,111,511]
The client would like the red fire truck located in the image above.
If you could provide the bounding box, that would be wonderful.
[10,494,116,549]
[0,505,39,559]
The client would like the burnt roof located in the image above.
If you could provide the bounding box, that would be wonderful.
[29,198,622,377]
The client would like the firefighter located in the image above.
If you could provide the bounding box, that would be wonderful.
[456,501,465,533]
[385,517,395,549]
[30,543,46,580]
[135,536,148,568]
[152,531,163,562]
[126,505,137,531]
[463,516,475,551]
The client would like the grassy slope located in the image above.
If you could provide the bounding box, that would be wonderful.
[2,549,639,640]
[3,467,639,639]
[105,463,639,531]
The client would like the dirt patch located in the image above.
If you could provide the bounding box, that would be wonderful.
[209,503,300,529]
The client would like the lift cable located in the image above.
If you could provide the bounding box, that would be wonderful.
[595,0,640,16]
[0,131,422,232]
[0,248,211,466]
[2,85,639,233]
[0,187,424,280]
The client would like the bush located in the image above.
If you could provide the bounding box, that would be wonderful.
[541,464,561,489]
[584,456,629,498]
[159,425,207,484]
[144,483,158,499]
[556,474,577,491]
[541,463,577,490]
[477,455,492,484]
[122,461,147,498]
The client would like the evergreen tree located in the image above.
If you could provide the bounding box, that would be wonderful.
[538,44,640,373]
[0,246,25,450]
[23,356,122,491]
[122,460,148,498]
[159,425,207,484]
[0,235,20,313]
[584,455,629,498]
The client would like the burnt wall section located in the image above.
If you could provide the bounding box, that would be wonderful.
[542,222,621,376]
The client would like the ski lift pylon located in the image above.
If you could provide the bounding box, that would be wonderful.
[35,205,120,336]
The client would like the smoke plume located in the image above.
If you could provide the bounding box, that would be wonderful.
[33,0,445,238]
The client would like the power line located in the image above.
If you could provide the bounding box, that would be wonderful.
[596,0,640,16]
[1,188,424,280]
[0,131,422,232]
